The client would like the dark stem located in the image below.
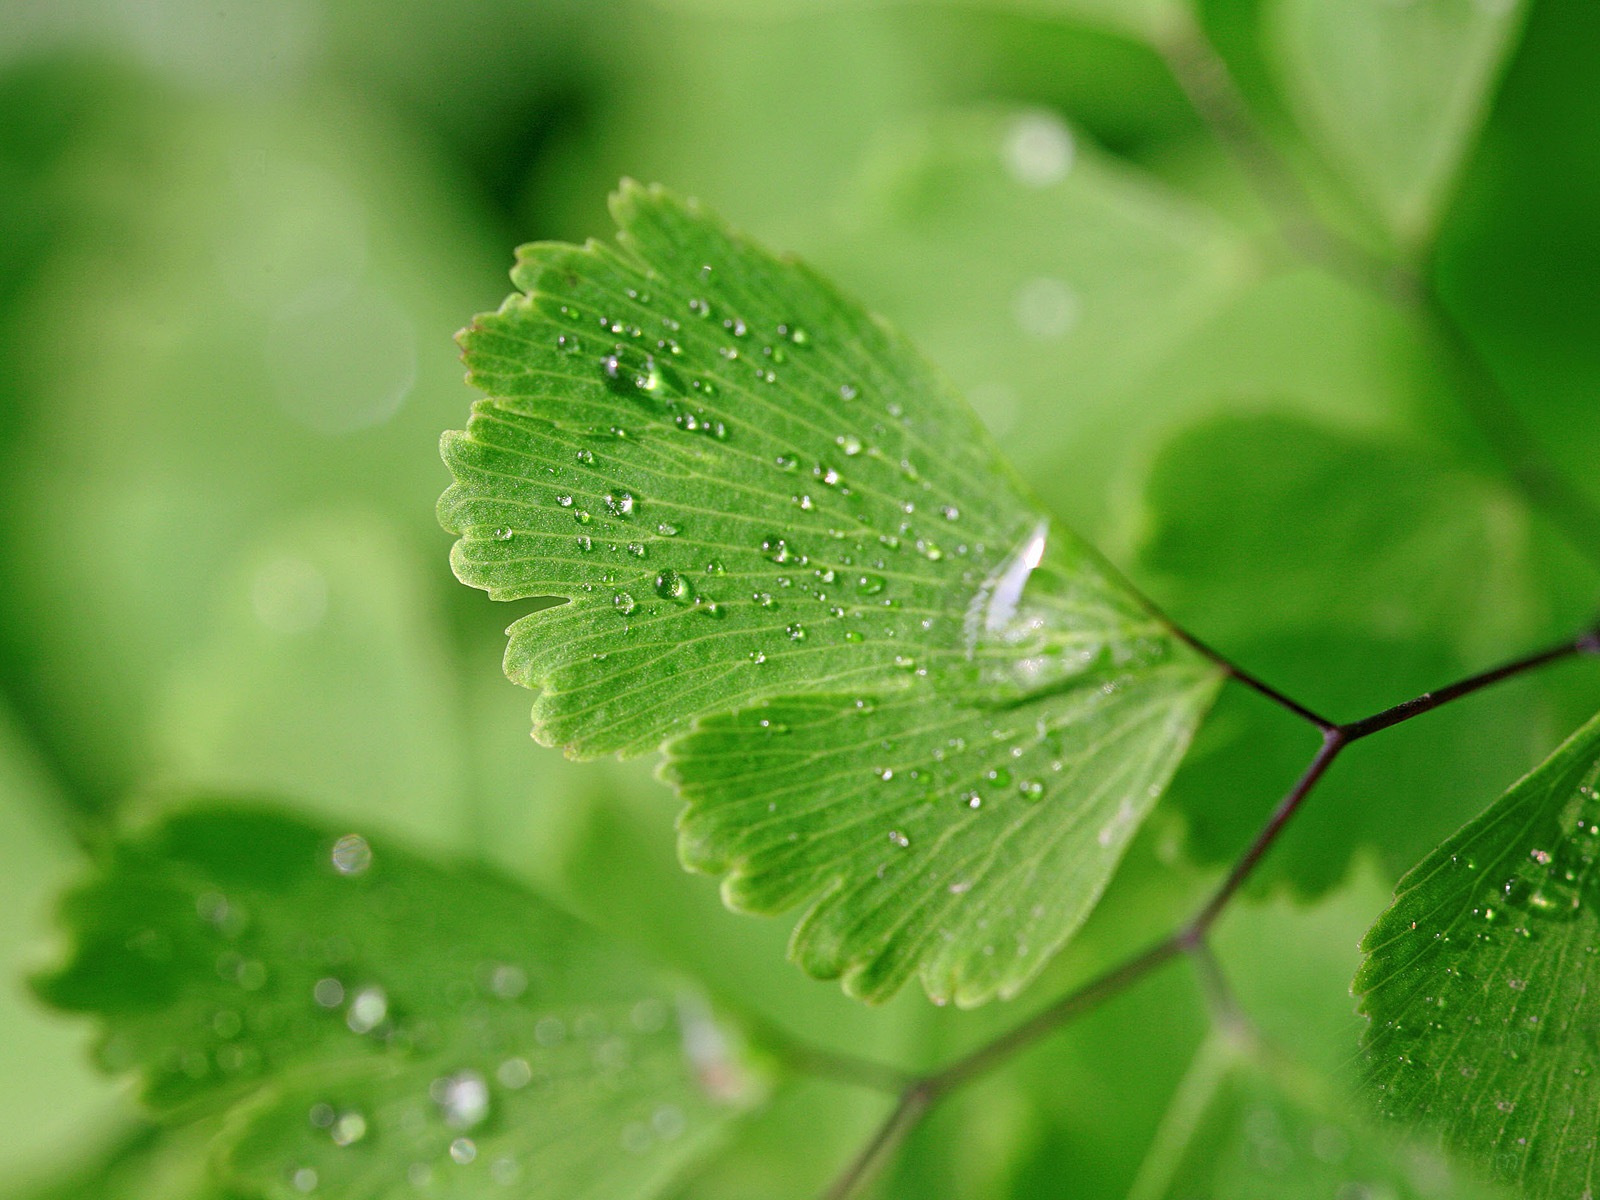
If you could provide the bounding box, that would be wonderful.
[815,624,1600,1200]
[1185,938,1252,1038]
[768,1033,913,1095]
[820,1083,936,1200]
[1341,628,1600,742]
[1170,625,1336,731]
[929,938,1185,1096]
[1186,729,1346,934]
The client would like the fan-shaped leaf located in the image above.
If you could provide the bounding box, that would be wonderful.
[439,184,1221,1004]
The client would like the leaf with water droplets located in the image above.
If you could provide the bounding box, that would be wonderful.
[1268,0,1527,247]
[1356,708,1600,1196]
[35,804,764,1200]
[440,183,1221,1005]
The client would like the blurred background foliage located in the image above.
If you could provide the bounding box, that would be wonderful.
[1,0,1597,1195]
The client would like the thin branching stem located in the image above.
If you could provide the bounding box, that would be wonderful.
[1169,625,1337,732]
[816,623,1600,1199]
[815,12,1600,1193]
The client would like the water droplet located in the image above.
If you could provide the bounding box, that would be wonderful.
[497,1057,532,1089]
[839,384,858,400]
[786,624,807,641]
[962,791,983,810]
[1014,277,1080,340]
[1003,111,1074,186]
[986,767,1013,787]
[576,448,595,465]
[556,494,574,508]
[331,835,372,876]
[836,434,863,456]
[492,526,513,541]
[1019,780,1045,801]
[613,591,636,616]
[487,963,527,998]
[346,986,388,1034]
[775,454,799,472]
[705,559,725,575]
[793,494,815,511]
[292,1166,319,1192]
[330,1111,368,1146]
[855,573,886,596]
[606,492,636,518]
[888,830,911,848]
[655,569,694,602]
[749,650,767,664]
[657,522,679,536]
[575,509,592,524]
[576,535,593,552]
[449,1138,478,1165]
[433,1069,491,1130]
[763,536,800,564]
[313,977,345,1008]
[490,1156,522,1184]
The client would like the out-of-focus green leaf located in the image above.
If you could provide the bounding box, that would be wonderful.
[0,79,497,810]
[1127,1032,1504,1200]
[1267,0,1527,247]
[1357,707,1600,1198]
[817,107,1256,534]
[154,511,470,849]
[37,804,766,1200]
[0,707,124,1189]
[6,1123,225,1200]
[641,0,1180,42]
[1135,412,1564,894]
[440,182,1221,1003]
[1212,857,1393,1077]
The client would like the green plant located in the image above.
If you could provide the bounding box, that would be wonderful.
[10,2,1600,1199]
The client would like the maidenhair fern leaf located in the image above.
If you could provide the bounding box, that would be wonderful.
[439,183,1222,1004]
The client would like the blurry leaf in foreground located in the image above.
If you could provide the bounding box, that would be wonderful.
[1267,0,1527,247]
[0,706,123,1188]
[1127,1032,1504,1200]
[1136,412,1556,895]
[818,106,1256,533]
[5,1122,226,1200]
[36,803,765,1200]
[440,182,1221,1004]
[1357,707,1600,1198]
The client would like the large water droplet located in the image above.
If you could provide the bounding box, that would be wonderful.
[330,835,372,876]
[433,1070,491,1130]
[346,986,388,1034]
[655,569,694,602]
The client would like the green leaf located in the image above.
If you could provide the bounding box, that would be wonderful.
[816,107,1256,535]
[639,0,1182,42]
[1134,412,1557,895]
[36,803,764,1200]
[1267,0,1527,247]
[1128,1032,1504,1200]
[0,705,124,1188]
[1356,707,1600,1197]
[439,183,1222,1004]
